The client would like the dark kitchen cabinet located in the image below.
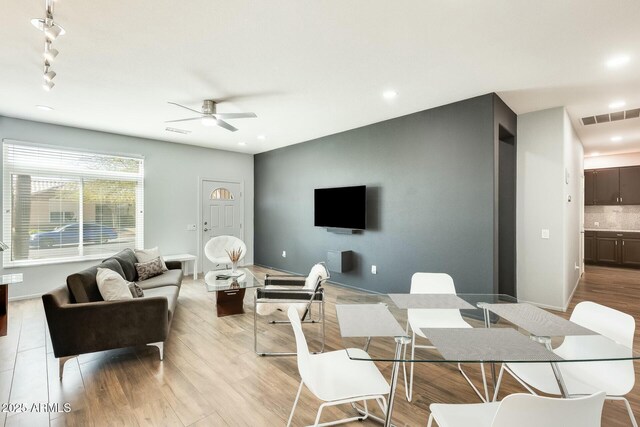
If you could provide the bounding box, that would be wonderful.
[584,170,595,206]
[594,168,620,205]
[584,232,596,263]
[588,231,640,268]
[595,236,619,264]
[621,238,640,267]
[619,166,640,205]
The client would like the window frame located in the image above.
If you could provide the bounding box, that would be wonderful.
[2,139,145,268]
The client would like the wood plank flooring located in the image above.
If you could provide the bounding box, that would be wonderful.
[0,265,639,426]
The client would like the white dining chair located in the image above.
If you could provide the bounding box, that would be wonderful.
[494,301,637,427]
[402,272,488,401]
[427,391,606,427]
[286,306,390,427]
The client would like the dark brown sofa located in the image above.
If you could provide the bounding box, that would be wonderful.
[42,248,183,379]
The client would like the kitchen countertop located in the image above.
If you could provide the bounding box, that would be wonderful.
[584,229,640,232]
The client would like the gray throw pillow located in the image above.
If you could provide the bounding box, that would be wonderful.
[128,282,144,298]
[135,257,164,281]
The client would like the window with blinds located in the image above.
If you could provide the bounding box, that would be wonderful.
[2,141,144,266]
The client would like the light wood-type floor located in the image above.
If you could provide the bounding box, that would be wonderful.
[0,265,639,426]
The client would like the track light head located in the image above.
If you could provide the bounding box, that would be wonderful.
[44,70,56,82]
[44,42,58,61]
[44,23,64,40]
[42,80,55,91]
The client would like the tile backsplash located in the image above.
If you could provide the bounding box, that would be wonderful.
[584,205,640,230]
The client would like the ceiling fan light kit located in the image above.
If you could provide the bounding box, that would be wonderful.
[31,0,64,91]
[166,99,257,132]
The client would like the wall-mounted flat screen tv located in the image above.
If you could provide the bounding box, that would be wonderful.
[314,185,366,230]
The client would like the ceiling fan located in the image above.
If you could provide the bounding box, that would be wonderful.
[165,99,257,132]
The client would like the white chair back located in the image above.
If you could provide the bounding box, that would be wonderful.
[492,392,605,427]
[287,306,313,387]
[304,263,329,290]
[204,235,247,265]
[571,301,635,348]
[408,273,464,327]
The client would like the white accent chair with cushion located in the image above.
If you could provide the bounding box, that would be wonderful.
[286,306,390,427]
[203,235,247,280]
[402,272,488,401]
[254,263,328,356]
[427,391,606,427]
[493,301,637,427]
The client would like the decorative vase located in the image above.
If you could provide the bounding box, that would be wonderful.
[231,260,238,274]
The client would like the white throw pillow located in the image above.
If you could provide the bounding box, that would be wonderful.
[135,247,168,271]
[96,268,134,301]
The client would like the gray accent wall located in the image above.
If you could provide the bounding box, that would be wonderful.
[255,93,512,294]
[0,116,254,299]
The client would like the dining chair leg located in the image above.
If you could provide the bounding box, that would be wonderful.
[402,331,417,402]
[287,380,304,427]
[607,396,638,427]
[501,365,539,396]
[493,363,505,401]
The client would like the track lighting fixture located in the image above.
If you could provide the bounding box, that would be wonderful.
[44,41,58,61]
[32,0,64,91]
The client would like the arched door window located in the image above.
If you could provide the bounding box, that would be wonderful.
[210,187,234,200]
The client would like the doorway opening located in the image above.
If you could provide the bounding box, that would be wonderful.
[498,126,516,297]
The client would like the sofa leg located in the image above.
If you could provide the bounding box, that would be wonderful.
[59,355,77,381]
[147,342,164,360]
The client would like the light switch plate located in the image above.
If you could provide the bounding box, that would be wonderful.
[371,265,377,274]
[541,229,550,239]
[282,251,287,258]
[594,221,599,227]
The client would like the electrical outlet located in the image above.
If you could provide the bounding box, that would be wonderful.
[541,229,550,239]
[371,265,377,274]
[186,224,196,231]
[594,221,599,227]
[282,251,287,258]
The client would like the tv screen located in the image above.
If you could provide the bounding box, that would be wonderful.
[314,185,366,230]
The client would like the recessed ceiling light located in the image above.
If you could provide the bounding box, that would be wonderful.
[382,90,398,99]
[35,105,53,111]
[611,136,623,142]
[238,142,247,146]
[606,55,630,68]
[609,100,626,109]
[257,135,266,140]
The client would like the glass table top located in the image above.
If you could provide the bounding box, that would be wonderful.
[335,293,640,364]
[204,268,263,292]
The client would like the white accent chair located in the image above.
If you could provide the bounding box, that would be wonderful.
[254,263,328,356]
[494,301,637,427]
[286,306,390,427]
[203,235,246,278]
[427,391,606,427]
[402,272,488,401]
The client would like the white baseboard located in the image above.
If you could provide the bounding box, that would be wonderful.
[563,276,581,312]
[516,298,565,313]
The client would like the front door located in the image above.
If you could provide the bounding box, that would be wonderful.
[201,180,242,273]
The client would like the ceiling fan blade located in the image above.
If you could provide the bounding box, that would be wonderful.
[214,112,257,119]
[216,119,238,132]
[164,117,202,123]
[167,102,203,115]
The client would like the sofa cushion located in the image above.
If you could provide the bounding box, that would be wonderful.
[135,257,164,281]
[96,268,134,301]
[134,247,168,271]
[138,269,183,290]
[67,258,125,303]
[107,248,139,282]
[143,286,179,321]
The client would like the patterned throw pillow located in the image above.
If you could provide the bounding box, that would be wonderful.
[128,282,144,298]
[135,257,164,281]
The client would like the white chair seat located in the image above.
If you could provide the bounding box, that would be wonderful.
[308,348,390,402]
[429,401,500,427]
[411,311,472,339]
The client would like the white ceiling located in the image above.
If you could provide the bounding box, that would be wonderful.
[1,1,639,156]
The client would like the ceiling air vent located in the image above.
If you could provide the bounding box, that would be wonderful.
[582,108,640,125]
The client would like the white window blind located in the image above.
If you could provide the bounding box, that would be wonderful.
[2,141,144,266]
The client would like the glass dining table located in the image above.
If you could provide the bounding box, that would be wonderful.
[335,293,640,427]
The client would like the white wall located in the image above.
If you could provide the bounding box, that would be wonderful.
[584,151,640,169]
[517,107,584,310]
[0,116,254,299]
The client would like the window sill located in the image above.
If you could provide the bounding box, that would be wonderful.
[2,253,114,269]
